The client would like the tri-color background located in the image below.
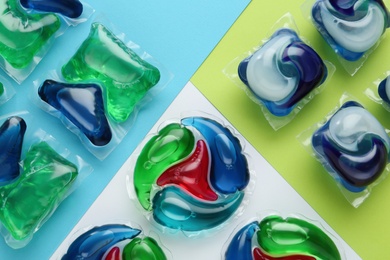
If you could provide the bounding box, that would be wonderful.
[1,1,389,259]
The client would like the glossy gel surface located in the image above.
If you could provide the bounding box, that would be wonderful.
[0,117,26,186]
[378,75,390,105]
[225,221,258,260]
[312,0,389,61]
[225,215,341,260]
[181,117,250,193]
[134,123,195,210]
[238,28,327,116]
[20,0,83,18]
[61,22,161,123]
[133,116,250,231]
[62,224,167,260]
[122,237,167,260]
[0,142,78,240]
[0,0,60,69]
[312,101,390,192]
[62,224,141,260]
[152,186,244,231]
[38,79,112,146]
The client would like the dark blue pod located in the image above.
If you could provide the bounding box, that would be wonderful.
[20,0,83,18]
[378,76,390,104]
[312,101,390,192]
[238,28,327,117]
[38,79,112,146]
[0,116,26,186]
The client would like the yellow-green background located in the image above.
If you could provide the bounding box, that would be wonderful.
[192,1,390,259]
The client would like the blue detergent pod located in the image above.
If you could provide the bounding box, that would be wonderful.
[238,28,327,116]
[312,101,390,192]
[38,79,112,146]
[20,0,84,18]
[311,0,389,61]
[0,116,26,186]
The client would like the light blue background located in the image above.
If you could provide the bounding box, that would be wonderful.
[0,0,249,259]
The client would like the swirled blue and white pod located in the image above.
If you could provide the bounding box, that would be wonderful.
[238,28,327,117]
[312,101,390,192]
[378,75,390,105]
[312,0,389,61]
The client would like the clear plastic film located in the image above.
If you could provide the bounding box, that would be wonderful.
[302,0,390,76]
[224,13,334,130]
[222,211,345,260]
[0,111,92,248]
[297,93,390,207]
[365,71,390,111]
[126,111,255,237]
[0,0,94,83]
[31,18,173,160]
[0,74,16,106]
[60,221,172,260]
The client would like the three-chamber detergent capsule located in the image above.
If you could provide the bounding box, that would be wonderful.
[132,116,251,232]
[225,215,341,260]
[62,224,168,260]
